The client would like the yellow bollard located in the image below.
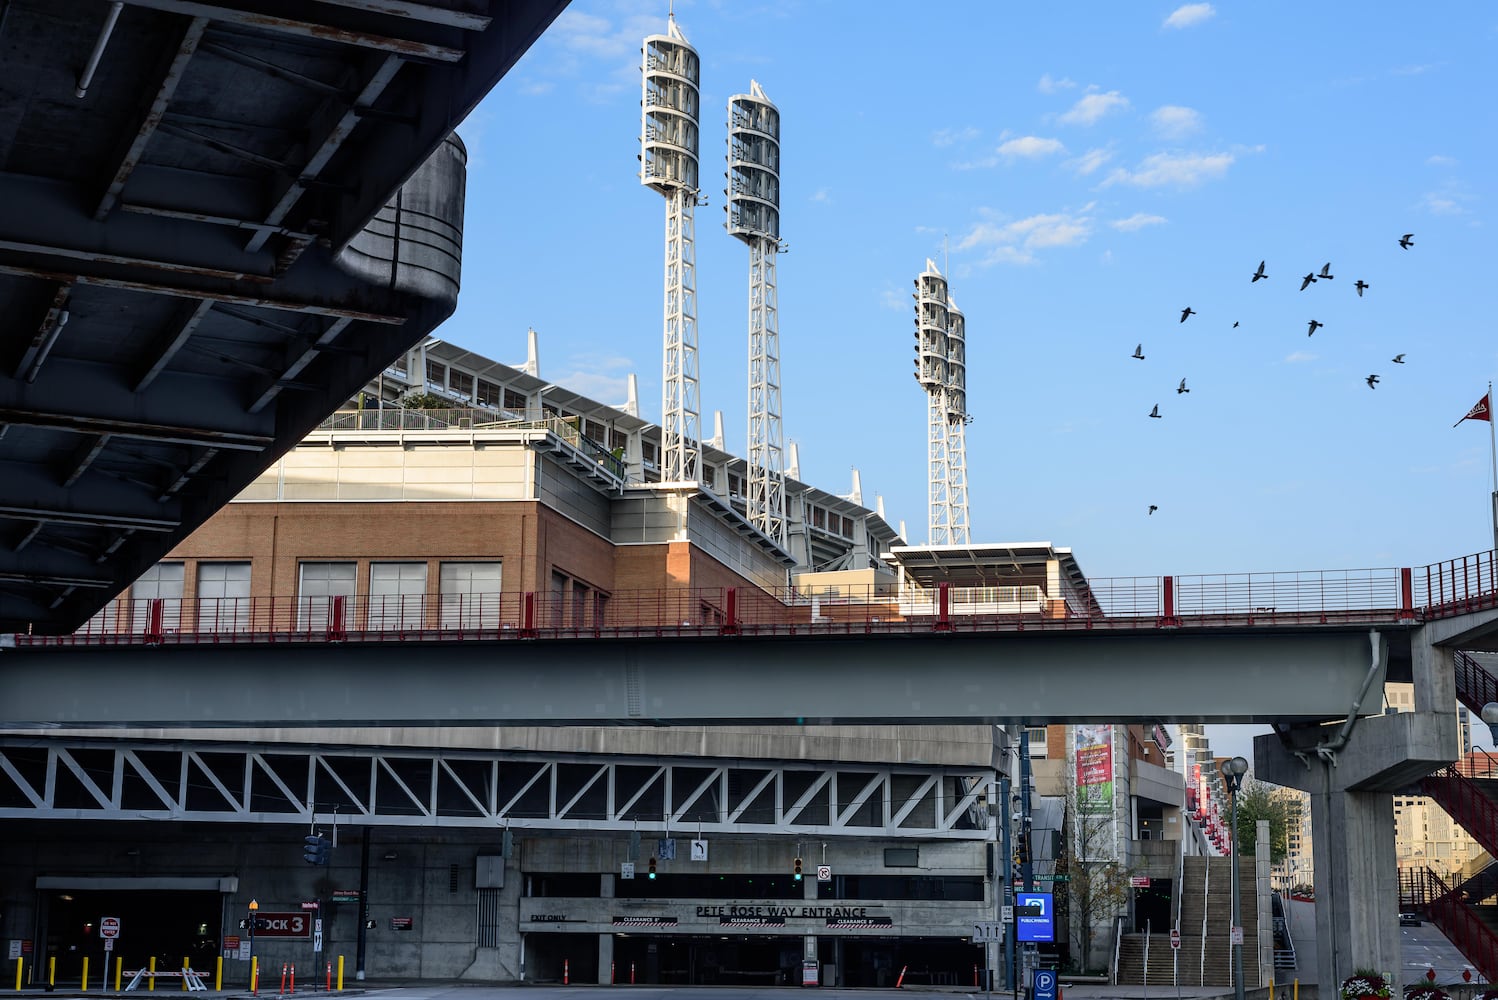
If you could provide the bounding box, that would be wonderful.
[13,958,21,991]
[181,957,189,991]
[1294,978,1300,1000]
[250,956,258,994]
[215,957,223,992]
[82,956,89,992]
[115,957,123,991]
[337,955,344,991]
[48,956,55,987]
[148,955,156,991]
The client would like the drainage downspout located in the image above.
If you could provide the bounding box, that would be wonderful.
[75,2,124,99]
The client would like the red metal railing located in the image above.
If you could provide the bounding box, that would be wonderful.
[1456,651,1498,716]
[18,548,1498,647]
[1423,864,1498,982]
[1422,764,1498,860]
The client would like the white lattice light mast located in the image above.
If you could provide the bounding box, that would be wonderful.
[727,81,786,544]
[913,259,971,544]
[641,16,702,482]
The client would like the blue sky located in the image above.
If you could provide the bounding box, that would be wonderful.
[435,1,1498,763]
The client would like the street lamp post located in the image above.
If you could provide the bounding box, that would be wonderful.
[1220,757,1249,1000]
[247,899,259,992]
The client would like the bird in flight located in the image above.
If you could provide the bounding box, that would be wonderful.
[1300,272,1317,291]
[1392,353,1406,364]
[1318,262,1334,280]
[1399,233,1415,249]
[1366,374,1380,389]
[1232,321,1239,328]
[1355,280,1369,297]
[1132,344,1145,360]
[1251,260,1267,283]
[1180,307,1196,323]
[1177,378,1190,394]
[1307,319,1323,337]
[1148,404,1161,419]
[1148,505,1159,516]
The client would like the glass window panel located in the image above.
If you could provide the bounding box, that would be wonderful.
[130,562,184,634]
[369,562,427,630]
[197,561,251,633]
[298,562,356,631]
[439,561,502,629]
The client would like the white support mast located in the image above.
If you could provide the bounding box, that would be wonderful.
[913,259,971,544]
[727,80,785,544]
[642,16,702,483]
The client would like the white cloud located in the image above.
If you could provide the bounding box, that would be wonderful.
[810,187,832,204]
[1058,90,1130,126]
[1426,154,1458,167]
[1103,151,1235,188]
[1419,179,1473,216]
[957,208,1094,266]
[1163,3,1215,29]
[1150,105,1203,139]
[536,8,665,99]
[1037,73,1078,94]
[1284,351,1318,364]
[554,367,632,404]
[879,288,908,312]
[996,136,1066,159]
[1111,213,1167,232]
[932,126,980,147]
[1067,146,1114,176]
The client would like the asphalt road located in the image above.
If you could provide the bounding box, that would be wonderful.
[1282,898,1485,988]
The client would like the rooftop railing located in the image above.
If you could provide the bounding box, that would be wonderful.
[18,549,1497,647]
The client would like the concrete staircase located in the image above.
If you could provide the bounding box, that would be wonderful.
[1116,856,1260,987]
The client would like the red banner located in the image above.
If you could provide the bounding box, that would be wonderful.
[1455,393,1490,426]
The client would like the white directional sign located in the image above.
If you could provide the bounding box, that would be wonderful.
[620,861,635,880]
[1001,905,1014,923]
[817,865,832,883]
[973,921,1003,942]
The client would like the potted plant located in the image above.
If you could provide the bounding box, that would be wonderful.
[1341,971,1393,1000]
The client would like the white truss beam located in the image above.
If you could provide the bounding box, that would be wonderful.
[0,740,993,839]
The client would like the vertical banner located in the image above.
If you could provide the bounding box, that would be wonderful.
[1075,725,1114,814]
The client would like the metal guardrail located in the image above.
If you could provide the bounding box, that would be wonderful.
[17,549,1498,647]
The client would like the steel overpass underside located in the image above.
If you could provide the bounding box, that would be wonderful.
[0,624,1402,729]
[0,0,570,634]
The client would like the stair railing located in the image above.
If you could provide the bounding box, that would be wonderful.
[1423,764,1498,859]
[1454,650,1498,716]
[1200,854,1212,986]
[1175,843,1185,987]
[1112,914,1125,985]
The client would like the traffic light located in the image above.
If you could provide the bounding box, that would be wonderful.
[303,833,331,865]
[793,857,803,881]
[648,857,657,880]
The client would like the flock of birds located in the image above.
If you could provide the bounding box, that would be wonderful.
[1137,233,1417,516]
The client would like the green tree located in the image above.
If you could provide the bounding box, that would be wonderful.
[1056,785,1132,974]
[1230,776,1291,864]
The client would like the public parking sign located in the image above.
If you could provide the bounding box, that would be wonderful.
[1015,892,1054,943]
[1032,969,1058,1000]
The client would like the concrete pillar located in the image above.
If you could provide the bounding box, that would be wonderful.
[597,873,614,985]
[1255,625,1460,990]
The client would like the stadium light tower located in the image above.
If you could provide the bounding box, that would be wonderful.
[641,15,702,483]
[726,80,786,545]
[913,260,971,544]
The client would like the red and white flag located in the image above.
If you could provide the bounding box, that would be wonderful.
[1455,393,1491,427]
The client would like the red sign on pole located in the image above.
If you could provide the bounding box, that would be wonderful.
[99,917,121,940]
[1170,929,1181,950]
[1130,876,1151,888]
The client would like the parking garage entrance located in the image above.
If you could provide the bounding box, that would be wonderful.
[34,882,225,983]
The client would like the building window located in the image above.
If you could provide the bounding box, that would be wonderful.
[448,370,473,400]
[369,562,427,630]
[549,569,606,628]
[504,388,526,412]
[440,561,502,629]
[298,562,356,630]
[197,561,251,632]
[130,562,184,634]
[476,379,500,409]
[425,358,446,388]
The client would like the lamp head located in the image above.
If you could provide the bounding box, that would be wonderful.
[1482,703,1498,744]
[248,899,258,912]
[1220,756,1249,793]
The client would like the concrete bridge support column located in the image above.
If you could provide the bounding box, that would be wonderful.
[1256,628,1458,991]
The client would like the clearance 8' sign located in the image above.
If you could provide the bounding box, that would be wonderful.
[253,912,313,938]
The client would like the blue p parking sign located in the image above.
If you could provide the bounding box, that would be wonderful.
[1032,968,1057,1000]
